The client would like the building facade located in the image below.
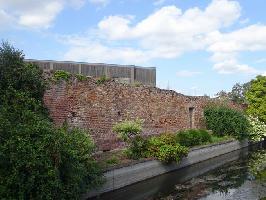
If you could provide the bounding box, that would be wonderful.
[25,59,156,86]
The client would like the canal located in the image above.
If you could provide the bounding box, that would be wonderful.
[92,141,265,200]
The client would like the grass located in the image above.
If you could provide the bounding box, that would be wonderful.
[210,135,234,144]
[105,156,119,165]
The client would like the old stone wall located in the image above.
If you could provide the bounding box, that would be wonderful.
[44,78,239,151]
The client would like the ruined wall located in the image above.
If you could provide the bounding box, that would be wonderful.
[44,78,237,151]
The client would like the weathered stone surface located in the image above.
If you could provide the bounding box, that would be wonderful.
[44,78,240,151]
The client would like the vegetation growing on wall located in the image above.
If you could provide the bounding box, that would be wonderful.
[52,70,88,82]
[0,42,103,199]
[113,119,142,141]
[96,75,110,85]
[53,70,71,81]
[75,73,87,81]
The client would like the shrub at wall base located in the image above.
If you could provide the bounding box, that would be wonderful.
[204,106,249,139]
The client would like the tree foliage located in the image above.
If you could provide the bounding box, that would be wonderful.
[228,82,250,104]
[0,42,102,199]
[215,82,250,105]
[247,115,266,141]
[204,106,249,139]
[246,75,266,123]
[0,42,46,102]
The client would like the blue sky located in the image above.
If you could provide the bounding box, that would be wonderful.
[1,0,266,96]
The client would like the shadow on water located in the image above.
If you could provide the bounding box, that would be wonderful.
[91,142,266,200]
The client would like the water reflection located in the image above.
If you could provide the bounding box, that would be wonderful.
[92,142,266,200]
[154,143,266,200]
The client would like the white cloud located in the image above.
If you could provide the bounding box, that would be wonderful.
[98,15,132,40]
[19,2,64,29]
[98,0,241,45]
[207,25,266,74]
[62,38,150,64]
[262,72,266,76]
[97,0,241,61]
[61,0,266,75]
[64,0,241,64]
[208,25,266,53]
[0,0,100,30]
[176,70,202,77]
[213,59,258,74]
[0,0,64,29]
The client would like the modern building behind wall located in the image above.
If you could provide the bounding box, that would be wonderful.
[25,59,156,86]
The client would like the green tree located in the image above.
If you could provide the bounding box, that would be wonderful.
[215,90,229,100]
[246,75,266,123]
[0,42,46,102]
[228,82,250,104]
[0,42,102,199]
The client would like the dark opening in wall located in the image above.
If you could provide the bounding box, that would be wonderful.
[189,107,195,129]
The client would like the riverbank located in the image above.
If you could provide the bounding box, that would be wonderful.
[85,139,251,199]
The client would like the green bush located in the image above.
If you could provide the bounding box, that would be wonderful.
[96,75,110,85]
[113,120,142,142]
[157,144,188,163]
[113,120,145,159]
[105,156,119,166]
[53,70,71,81]
[132,81,142,87]
[75,73,87,81]
[147,133,176,156]
[0,42,103,199]
[0,97,103,199]
[125,135,148,159]
[147,133,188,163]
[176,129,212,147]
[204,106,249,139]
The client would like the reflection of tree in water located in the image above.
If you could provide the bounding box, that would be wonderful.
[248,149,266,182]
[154,158,250,200]
[206,158,249,194]
[154,147,265,200]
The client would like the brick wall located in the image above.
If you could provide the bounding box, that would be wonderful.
[44,78,239,151]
